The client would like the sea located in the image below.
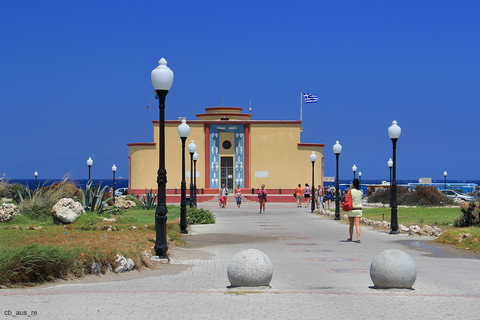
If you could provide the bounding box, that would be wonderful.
[4,179,129,191]
[3,178,479,194]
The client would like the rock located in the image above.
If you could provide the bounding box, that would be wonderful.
[227,249,273,287]
[370,249,417,289]
[114,196,136,210]
[419,225,435,236]
[114,254,135,273]
[0,203,19,222]
[91,261,101,275]
[102,263,113,274]
[408,225,421,235]
[51,198,85,224]
[399,224,409,233]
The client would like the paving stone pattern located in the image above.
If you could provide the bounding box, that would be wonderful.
[1,201,479,319]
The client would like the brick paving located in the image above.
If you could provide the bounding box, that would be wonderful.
[1,201,479,319]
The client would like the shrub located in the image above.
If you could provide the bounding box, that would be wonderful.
[17,179,79,221]
[0,244,79,286]
[187,207,215,224]
[368,186,453,206]
[79,181,110,212]
[140,189,157,209]
[454,201,480,227]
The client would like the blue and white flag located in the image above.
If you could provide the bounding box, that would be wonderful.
[303,92,318,103]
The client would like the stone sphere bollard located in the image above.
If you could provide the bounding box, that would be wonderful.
[370,249,417,289]
[227,249,273,287]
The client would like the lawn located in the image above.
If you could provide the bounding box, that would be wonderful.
[361,207,460,227]
[0,205,185,287]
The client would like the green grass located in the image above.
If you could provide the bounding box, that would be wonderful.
[360,207,461,227]
[433,227,480,253]
[0,205,186,287]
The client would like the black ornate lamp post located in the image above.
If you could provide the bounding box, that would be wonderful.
[333,141,342,220]
[34,171,38,189]
[177,119,190,234]
[151,57,174,258]
[310,152,317,213]
[87,157,93,182]
[352,164,357,180]
[193,151,199,207]
[388,158,393,207]
[358,171,362,186]
[112,164,117,204]
[444,171,448,190]
[187,140,197,208]
[388,120,401,234]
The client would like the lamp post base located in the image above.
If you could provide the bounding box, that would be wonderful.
[154,215,169,258]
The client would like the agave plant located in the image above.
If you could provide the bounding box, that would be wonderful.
[140,188,157,209]
[80,181,110,212]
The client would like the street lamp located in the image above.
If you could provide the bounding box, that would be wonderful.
[333,141,342,220]
[444,171,448,190]
[87,157,93,182]
[34,171,38,189]
[358,171,362,186]
[310,152,317,213]
[387,158,393,207]
[388,120,401,234]
[352,164,357,179]
[151,57,174,258]
[193,151,199,207]
[112,164,117,204]
[188,140,197,208]
[177,119,190,234]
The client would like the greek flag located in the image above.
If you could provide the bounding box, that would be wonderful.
[303,92,318,103]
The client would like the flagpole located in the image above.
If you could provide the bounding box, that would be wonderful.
[300,90,303,142]
[300,90,303,122]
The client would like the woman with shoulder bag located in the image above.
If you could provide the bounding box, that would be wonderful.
[347,179,363,243]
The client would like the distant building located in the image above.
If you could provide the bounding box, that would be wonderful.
[127,106,325,201]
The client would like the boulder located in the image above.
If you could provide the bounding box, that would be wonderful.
[114,254,135,273]
[370,249,417,289]
[51,198,85,224]
[114,196,136,210]
[227,249,273,287]
[0,203,19,222]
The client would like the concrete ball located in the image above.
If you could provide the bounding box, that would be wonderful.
[370,249,417,289]
[227,249,273,287]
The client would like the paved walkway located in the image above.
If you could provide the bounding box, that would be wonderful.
[1,201,479,319]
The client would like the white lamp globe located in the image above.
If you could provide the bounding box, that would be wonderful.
[151,58,174,91]
[188,140,197,154]
[177,119,190,138]
[333,141,342,155]
[388,120,401,140]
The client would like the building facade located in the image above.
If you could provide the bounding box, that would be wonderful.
[127,107,325,202]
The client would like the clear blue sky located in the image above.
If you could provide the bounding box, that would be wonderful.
[1,0,479,181]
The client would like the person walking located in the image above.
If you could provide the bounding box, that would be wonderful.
[303,183,311,208]
[295,184,303,208]
[347,179,363,243]
[325,186,334,209]
[235,184,242,208]
[258,184,268,213]
[221,183,228,208]
[316,185,324,209]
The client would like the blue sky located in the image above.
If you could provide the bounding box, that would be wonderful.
[1,0,479,181]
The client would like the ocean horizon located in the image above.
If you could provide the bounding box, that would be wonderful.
[3,178,479,194]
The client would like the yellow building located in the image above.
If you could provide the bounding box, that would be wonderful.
[127,106,325,202]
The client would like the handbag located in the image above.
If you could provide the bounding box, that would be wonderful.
[293,193,296,198]
[341,190,353,212]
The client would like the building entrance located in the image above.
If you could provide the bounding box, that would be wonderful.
[221,156,234,192]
